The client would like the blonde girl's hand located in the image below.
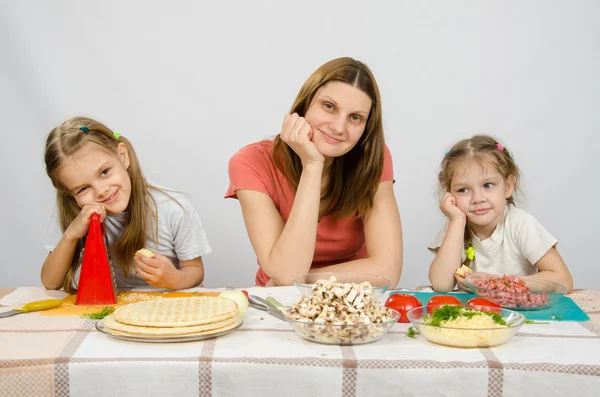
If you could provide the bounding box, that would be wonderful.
[454,274,471,291]
[455,271,492,292]
[134,253,180,289]
[280,113,324,166]
[440,192,466,221]
[64,204,107,241]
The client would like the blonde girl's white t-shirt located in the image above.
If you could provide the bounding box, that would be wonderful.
[428,206,557,276]
[45,189,211,290]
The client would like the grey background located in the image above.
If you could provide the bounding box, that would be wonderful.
[1,0,598,289]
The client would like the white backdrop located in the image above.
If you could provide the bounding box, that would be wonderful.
[1,1,598,289]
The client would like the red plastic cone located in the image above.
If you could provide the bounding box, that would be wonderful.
[75,213,118,305]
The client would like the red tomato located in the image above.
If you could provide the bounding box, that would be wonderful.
[241,290,249,298]
[384,294,422,323]
[466,297,501,314]
[426,295,462,314]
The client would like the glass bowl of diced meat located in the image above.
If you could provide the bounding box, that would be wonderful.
[465,274,567,310]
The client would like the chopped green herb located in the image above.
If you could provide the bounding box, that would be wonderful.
[489,312,507,326]
[425,305,506,327]
[550,314,563,321]
[406,327,418,338]
[526,320,550,324]
[82,306,115,320]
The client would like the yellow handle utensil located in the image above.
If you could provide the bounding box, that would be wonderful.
[0,299,64,319]
[17,298,64,312]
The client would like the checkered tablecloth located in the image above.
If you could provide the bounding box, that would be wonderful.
[1,287,599,397]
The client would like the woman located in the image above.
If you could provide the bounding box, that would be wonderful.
[226,57,403,286]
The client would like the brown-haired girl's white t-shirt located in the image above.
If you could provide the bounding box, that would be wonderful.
[45,189,211,290]
[428,206,557,276]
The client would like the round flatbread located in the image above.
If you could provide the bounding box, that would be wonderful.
[113,296,238,327]
[104,317,243,339]
[103,313,240,336]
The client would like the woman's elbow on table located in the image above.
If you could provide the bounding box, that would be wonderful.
[263,270,296,287]
[375,256,402,288]
[259,262,299,287]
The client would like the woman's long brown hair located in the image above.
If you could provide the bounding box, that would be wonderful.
[272,57,385,219]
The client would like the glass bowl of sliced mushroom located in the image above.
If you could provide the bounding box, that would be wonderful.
[293,273,392,302]
[283,277,400,345]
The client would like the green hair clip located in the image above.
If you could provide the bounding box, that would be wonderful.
[113,132,120,140]
[465,246,475,261]
[79,126,89,133]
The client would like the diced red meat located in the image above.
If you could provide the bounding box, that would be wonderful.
[472,275,549,308]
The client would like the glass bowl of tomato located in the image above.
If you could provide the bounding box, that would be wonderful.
[465,273,567,310]
[407,304,526,348]
[293,272,392,302]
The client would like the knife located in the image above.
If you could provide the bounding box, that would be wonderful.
[248,295,287,321]
[0,298,64,319]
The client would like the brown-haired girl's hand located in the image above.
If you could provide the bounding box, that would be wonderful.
[440,192,466,221]
[280,113,324,166]
[64,204,107,241]
[134,253,180,289]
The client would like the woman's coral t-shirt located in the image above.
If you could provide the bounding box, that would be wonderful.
[225,139,394,286]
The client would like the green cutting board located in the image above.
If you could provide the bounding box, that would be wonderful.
[389,291,589,322]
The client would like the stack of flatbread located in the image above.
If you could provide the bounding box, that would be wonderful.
[102,296,241,339]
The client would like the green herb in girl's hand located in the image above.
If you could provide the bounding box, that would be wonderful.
[82,306,115,320]
[406,327,418,338]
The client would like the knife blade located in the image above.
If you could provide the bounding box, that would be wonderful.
[248,295,287,321]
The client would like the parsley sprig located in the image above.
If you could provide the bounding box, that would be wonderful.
[406,327,418,338]
[82,306,116,320]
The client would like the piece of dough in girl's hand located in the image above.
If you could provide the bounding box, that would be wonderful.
[136,248,155,258]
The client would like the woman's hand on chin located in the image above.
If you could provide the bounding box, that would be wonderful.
[280,113,324,166]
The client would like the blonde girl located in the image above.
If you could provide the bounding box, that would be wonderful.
[226,57,403,286]
[42,117,211,292]
[428,135,573,292]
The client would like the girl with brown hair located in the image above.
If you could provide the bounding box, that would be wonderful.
[42,116,211,292]
[226,57,403,286]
